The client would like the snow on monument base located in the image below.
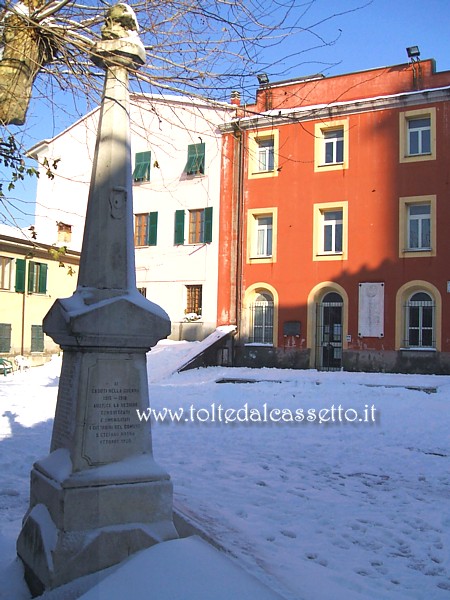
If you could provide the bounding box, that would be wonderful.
[17,457,177,596]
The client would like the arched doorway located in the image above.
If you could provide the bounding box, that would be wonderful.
[316,291,343,370]
[405,291,435,348]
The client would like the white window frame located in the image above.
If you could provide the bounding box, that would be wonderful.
[0,256,12,290]
[407,117,431,156]
[247,208,277,263]
[323,128,344,165]
[255,215,273,257]
[257,138,275,172]
[407,204,431,250]
[321,209,343,254]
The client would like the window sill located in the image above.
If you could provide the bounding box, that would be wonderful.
[318,162,344,168]
[247,255,275,264]
[403,247,432,252]
[400,248,435,258]
[400,347,436,352]
[406,152,432,158]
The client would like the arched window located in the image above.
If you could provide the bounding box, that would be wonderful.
[250,292,274,344]
[405,291,435,348]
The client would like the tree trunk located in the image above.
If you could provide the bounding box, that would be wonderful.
[0,10,54,126]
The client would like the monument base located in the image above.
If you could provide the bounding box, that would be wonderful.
[17,452,178,595]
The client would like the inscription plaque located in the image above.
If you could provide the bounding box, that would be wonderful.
[51,352,81,451]
[82,358,145,465]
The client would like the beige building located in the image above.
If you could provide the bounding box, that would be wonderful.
[0,226,80,365]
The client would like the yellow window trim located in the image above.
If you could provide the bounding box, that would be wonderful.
[246,207,278,264]
[314,119,349,172]
[399,195,436,258]
[399,107,436,163]
[313,201,348,261]
[395,281,441,351]
[247,129,279,179]
[242,282,279,346]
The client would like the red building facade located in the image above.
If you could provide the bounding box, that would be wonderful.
[217,59,450,373]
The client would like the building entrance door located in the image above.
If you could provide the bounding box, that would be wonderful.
[316,292,343,371]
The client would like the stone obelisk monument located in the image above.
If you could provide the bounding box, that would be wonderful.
[17,5,177,594]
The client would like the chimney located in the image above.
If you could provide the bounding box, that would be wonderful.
[230,90,241,106]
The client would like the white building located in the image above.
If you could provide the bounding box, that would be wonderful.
[29,94,235,340]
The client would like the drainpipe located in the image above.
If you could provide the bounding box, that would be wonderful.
[232,122,245,336]
[21,288,26,356]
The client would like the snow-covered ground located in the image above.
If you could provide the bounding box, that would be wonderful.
[0,341,449,599]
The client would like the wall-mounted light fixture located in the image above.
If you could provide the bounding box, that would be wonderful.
[257,73,269,85]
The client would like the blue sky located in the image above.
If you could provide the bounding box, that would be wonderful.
[5,0,450,228]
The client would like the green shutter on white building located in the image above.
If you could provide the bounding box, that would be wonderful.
[174,210,185,245]
[133,151,151,182]
[148,212,158,246]
[184,143,205,175]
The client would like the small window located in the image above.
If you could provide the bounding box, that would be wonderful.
[408,118,431,156]
[31,324,44,352]
[0,323,11,352]
[399,196,436,257]
[313,202,348,261]
[405,291,435,348]
[248,130,279,179]
[408,204,430,250]
[322,210,343,254]
[57,222,72,243]
[133,151,151,183]
[399,108,436,163]
[323,129,344,164]
[185,143,205,176]
[189,210,205,244]
[175,208,212,245]
[255,216,273,257]
[0,256,12,290]
[257,138,275,172]
[314,120,348,172]
[28,262,47,294]
[134,213,158,247]
[247,208,277,263]
[186,284,202,315]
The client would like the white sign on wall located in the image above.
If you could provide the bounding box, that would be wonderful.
[358,282,384,338]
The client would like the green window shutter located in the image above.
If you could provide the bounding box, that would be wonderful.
[0,323,11,352]
[148,212,158,246]
[133,151,151,182]
[31,325,44,352]
[185,143,205,175]
[38,263,48,294]
[27,261,36,293]
[204,207,213,243]
[15,259,26,293]
[174,210,185,245]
